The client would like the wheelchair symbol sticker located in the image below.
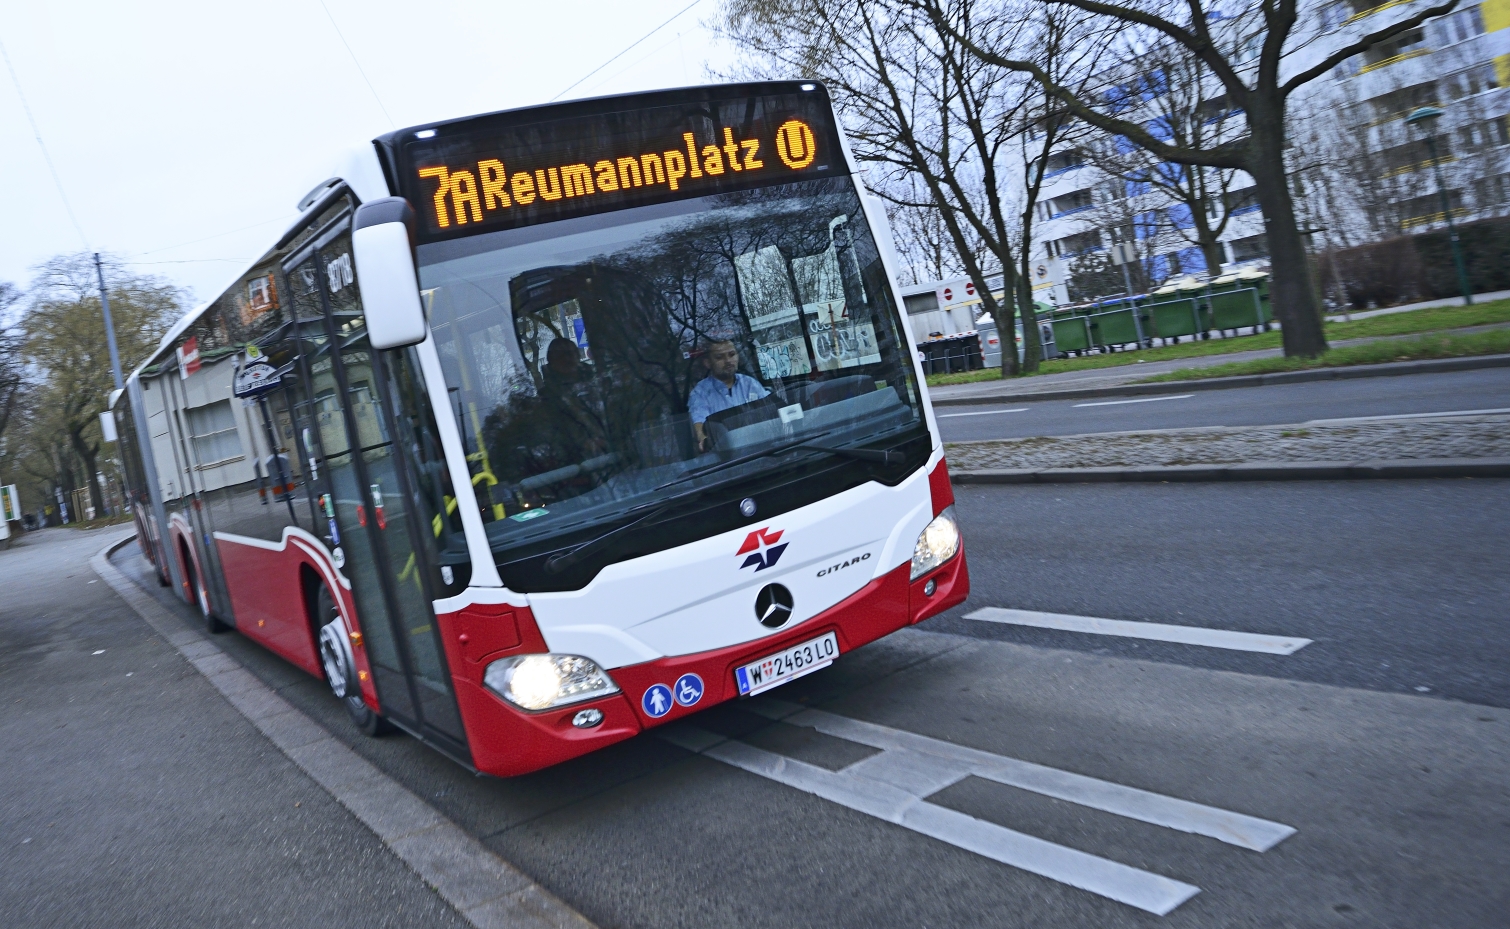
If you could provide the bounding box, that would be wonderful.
[673,673,704,707]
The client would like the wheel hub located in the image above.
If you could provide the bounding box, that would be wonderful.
[319,620,355,699]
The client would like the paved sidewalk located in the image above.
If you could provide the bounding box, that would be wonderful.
[944,414,1510,471]
[0,527,472,929]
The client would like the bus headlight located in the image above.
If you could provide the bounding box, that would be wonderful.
[910,506,960,581]
[483,654,620,711]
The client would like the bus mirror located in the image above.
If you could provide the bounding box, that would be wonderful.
[352,198,427,350]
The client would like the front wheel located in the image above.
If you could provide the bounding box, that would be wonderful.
[181,546,228,633]
[314,585,392,736]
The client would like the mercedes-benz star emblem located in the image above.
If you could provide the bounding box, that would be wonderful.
[755,583,794,628]
[739,497,757,518]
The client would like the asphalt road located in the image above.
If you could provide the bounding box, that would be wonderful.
[936,366,1510,441]
[55,478,1510,927]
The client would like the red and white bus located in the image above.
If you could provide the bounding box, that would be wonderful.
[112,82,969,776]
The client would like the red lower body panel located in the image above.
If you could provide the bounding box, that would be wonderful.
[214,535,378,711]
[435,546,970,778]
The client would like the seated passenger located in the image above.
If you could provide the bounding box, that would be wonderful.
[541,336,589,394]
[538,336,608,463]
[689,339,770,452]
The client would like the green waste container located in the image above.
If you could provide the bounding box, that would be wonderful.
[1146,297,1202,338]
[1087,307,1142,348]
[1209,287,1264,330]
[1051,316,1092,353]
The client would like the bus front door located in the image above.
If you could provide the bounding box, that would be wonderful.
[283,220,469,759]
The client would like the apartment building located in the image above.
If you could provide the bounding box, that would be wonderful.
[1025,0,1503,305]
[1327,0,1510,231]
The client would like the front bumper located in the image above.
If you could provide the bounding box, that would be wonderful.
[433,546,969,777]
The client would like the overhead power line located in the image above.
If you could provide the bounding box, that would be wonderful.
[0,37,89,248]
[318,0,395,128]
[552,0,703,101]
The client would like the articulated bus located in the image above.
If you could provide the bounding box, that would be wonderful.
[111,82,969,776]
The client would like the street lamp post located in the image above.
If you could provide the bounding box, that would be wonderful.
[1405,106,1473,307]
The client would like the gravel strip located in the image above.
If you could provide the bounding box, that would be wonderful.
[944,416,1510,471]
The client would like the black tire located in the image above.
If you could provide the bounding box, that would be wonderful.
[181,545,228,634]
[314,584,392,736]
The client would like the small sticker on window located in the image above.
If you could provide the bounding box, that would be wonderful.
[509,508,549,522]
[778,403,805,423]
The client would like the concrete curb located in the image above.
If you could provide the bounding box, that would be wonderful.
[951,457,1510,485]
[930,352,1510,407]
[92,536,595,929]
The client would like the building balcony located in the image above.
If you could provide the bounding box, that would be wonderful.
[1344,0,1414,26]
[1400,206,1471,229]
[1360,47,1430,74]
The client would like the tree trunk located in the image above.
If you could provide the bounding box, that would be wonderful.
[1188,200,1227,275]
[991,264,1021,377]
[1245,109,1328,357]
[1016,265,1042,372]
[71,430,105,518]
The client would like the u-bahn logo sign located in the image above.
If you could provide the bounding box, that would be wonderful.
[738,526,787,572]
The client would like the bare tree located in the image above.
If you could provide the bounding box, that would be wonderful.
[719,0,1096,373]
[883,177,984,284]
[1010,16,1099,351]
[22,254,182,518]
[0,282,23,452]
[1072,46,1249,275]
[915,0,1460,358]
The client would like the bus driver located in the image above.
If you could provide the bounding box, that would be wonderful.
[689,339,770,452]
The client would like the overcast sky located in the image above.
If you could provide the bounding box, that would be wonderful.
[0,0,740,303]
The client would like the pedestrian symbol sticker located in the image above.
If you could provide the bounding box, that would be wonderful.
[642,684,673,718]
[673,673,704,707]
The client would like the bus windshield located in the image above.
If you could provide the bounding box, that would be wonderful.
[418,175,924,555]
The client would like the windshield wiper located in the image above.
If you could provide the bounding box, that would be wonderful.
[799,443,904,465]
[654,431,834,491]
[542,481,719,575]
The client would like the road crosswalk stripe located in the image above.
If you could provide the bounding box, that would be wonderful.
[967,607,1312,655]
[660,725,1201,915]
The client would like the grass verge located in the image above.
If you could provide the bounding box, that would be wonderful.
[923,297,1510,387]
[1137,328,1510,383]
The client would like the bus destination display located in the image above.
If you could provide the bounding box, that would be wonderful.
[397,89,845,239]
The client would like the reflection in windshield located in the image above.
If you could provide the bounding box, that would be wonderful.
[418,177,922,552]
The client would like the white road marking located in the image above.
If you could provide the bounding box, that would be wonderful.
[966,607,1311,655]
[754,701,1297,852]
[938,408,1030,418]
[1074,394,1193,408]
[1304,406,1510,426]
[663,701,1297,915]
[661,725,1201,915]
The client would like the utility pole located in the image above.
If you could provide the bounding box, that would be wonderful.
[1405,108,1473,307]
[1110,239,1147,348]
[94,253,125,391]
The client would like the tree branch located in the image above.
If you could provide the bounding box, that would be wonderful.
[1039,0,1248,96]
[1282,0,1459,95]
